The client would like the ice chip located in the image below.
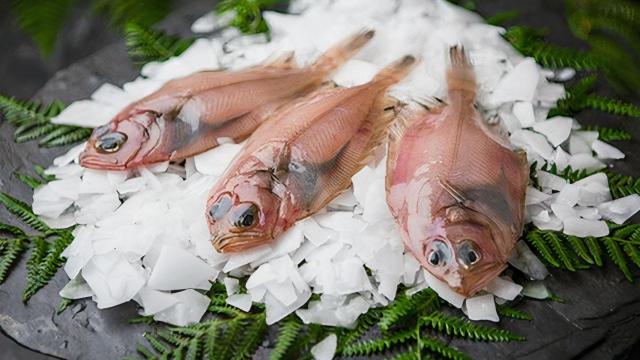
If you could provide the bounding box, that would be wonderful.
[597,195,640,225]
[484,277,522,300]
[311,334,337,360]
[465,294,499,322]
[489,58,539,104]
[562,217,609,237]
[227,293,253,312]
[592,140,625,160]
[153,289,210,326]
[147,246,216,291]
[532,116,572,146]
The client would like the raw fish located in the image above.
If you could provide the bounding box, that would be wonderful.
[385,47,528,296]
[207,55,417,252]
[79,30,375,170]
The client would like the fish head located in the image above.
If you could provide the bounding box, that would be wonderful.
[207,174,281,253]
[419,205,506,296]
[79,111,163,170]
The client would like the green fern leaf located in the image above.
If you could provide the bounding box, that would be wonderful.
[543,232,576,271]
[136,344,157,359]
[0,238,27,284]
[566,235,594,264]
[232,314,267,360]
[0,223,26,237]
[56,297,74,315]
[23,233,74,301]
[42,127,93,147]
[585,236,603,266]
[144,332,171,355]
[607,172,640,198]
[496,305,533,321]
[486,10,519,26]
[185,336,201,360]
[338,308,383,348]
[583,95,640,117]
[93,0,173,29]
[15,123,58,143]
[526,231,560,267]
[35,165,56,182]
[602,237,633,282]
[125,22,195,65]
[379,288,439,331]
[14,172,45,190]
[340,329,415,357]
[9,0,76,56]
[583,125,632,141]
[204,320,224,360]
[217,318,248,360]
[419,336,470,360]
[270,315,303,360]
[622,242,640,268]
[389,350,419,360]
[217,0,287,35]
[420,312,524,342]
[0,193,51,233]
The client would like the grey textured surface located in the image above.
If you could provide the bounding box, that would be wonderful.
[1,0,640,359]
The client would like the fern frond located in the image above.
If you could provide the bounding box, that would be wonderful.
[217,0,287,35]
[418,336,470,360]
[607,172,640,198]
[583,95,640,117]
[204,320,224,360]
[93,0,173,29]
[136,344,157,359]
[41,127,93,147]
[584,125,632,141]
[543,232,575,271]
[0,193,50,233]
[0,223,26,236]
[0,238,27,284]
[125,22,195,65]
[485,11,519,26]
[585,236,603,266]
[56,297,74,315]
[566,235,594,264]
[14,172,45,190]
[602,237,633,282]
[340,329,415,357]
[526,231,560,267]
[232,314,267,360]
[379,288,439,331]
[9,0,76,56]
[504,26,598,70]
[270,315,303,360]
[338,308,383,347]
[496,306,533,321]
[143,332,171,355]
[420,312,524,342]
[218,318,249,360]
[23,233,74,301]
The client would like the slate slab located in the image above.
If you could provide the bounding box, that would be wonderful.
[1,1,639,359]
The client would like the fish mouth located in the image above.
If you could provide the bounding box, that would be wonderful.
[79,152,127,170]
[211,232,271,253]
[449,262,507,297]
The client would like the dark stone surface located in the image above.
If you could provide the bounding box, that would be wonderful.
[1,0,639,359]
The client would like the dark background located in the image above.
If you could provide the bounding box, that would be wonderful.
[1,1,639,359]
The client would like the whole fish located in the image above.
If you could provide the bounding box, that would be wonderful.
[206,55,417,253]
[385,47,528,296]
[79,30,375,170]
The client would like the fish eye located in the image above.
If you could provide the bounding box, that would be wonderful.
[208,194,232,222]
[233,203,259,228]
[426,239,450,267]
[457,240,481,268]
[95,131,127,153]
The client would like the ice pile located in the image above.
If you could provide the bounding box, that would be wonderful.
[36,0,639,335]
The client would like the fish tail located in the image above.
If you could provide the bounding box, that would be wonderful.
[372,55,417,86]
[447,45,476,96]
[312,29,375,73]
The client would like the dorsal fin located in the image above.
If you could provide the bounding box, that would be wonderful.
[388,102,428,142]
[263,51,296,68]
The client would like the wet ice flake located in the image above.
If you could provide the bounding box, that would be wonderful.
[484,277,522,300]
[138,287,179,315]
[465,294,499,322]
[562,217,609,237]
[153,289,210,326]
[592,140,625,160]
[532,116,572,146]
[488,58,539,104]
[227,293,253,311]
[147,246,217,291]
[311,334,337,360]
[82,253,145,309]
[512,101,535,127]
[597,195,640,225]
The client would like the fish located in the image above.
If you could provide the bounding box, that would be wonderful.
[206,55,417,253]
[78,30,376,170]
[385,46,528,297]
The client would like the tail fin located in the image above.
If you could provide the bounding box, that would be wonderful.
[447,46,476,96]
[372,55,417,86]
[312,29,375,73]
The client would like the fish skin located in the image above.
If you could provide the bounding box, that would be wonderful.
[79,30,375,170]
[207,55,417,253]
[386,47,528,297]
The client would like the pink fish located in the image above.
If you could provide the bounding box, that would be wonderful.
[385,47,528,296]
[206,55,417,253]
[79,30,375,170]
